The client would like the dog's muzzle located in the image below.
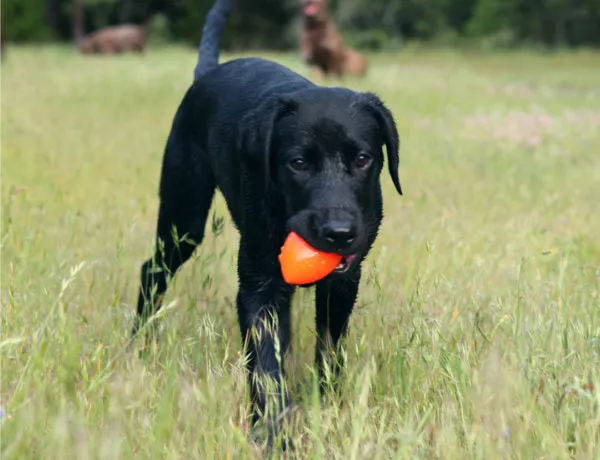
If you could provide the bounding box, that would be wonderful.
[287,208,365,272]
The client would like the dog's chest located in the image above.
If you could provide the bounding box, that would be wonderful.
[304,27,341,60]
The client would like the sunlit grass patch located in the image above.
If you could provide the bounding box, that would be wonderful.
[2,45,599,459]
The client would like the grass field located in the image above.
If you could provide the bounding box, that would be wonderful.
[2,45,599,459]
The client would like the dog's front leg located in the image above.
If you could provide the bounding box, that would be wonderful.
[314,269,360,394]
[236,248,293,446]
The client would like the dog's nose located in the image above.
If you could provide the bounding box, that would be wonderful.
[323,221,356,248]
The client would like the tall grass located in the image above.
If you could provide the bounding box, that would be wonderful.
[2,45,599,458]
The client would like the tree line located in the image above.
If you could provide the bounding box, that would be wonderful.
[3,0,600,50]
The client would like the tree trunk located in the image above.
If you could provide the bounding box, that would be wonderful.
[45,0,60,38]
[73,0,84,42]
[554,9,567,46]
[119,0,134,23]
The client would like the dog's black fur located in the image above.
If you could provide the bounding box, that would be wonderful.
[132,0,402,445]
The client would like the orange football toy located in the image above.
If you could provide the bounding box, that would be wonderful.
[278,232,343,285]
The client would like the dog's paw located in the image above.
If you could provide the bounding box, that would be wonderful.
[250,410,295,454]
[251,427,294,454]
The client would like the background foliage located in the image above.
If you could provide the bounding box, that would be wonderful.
[2,0,600,50]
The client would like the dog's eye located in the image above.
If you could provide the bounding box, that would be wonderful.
[355,153,372,169]
[290,158,309,172]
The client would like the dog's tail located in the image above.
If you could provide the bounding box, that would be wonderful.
[194,0,238,81]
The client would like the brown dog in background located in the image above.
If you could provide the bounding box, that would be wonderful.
[299,0,367,79]
[78,24,147,55]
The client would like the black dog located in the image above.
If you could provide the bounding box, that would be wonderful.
[132,0,402,445]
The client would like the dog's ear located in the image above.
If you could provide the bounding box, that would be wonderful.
[237,97,298,193]
[360,93,402,196]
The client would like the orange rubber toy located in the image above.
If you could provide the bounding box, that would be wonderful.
[278,232,342,285]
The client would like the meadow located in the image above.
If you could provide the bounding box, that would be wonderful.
[1,45,599,459]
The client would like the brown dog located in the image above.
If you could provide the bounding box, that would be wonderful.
[78,24,147,55]
[299,0,367,79]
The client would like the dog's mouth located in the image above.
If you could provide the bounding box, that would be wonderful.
[333,254,358,274]
[303,3,321,16]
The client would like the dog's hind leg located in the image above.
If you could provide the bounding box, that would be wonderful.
[314,270,360,394]
[132,150,216,341]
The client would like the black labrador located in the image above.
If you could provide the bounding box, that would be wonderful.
[132,0,403,445]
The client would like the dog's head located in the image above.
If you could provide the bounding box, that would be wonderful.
[301,0,329,24]
[239,88,401,277]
